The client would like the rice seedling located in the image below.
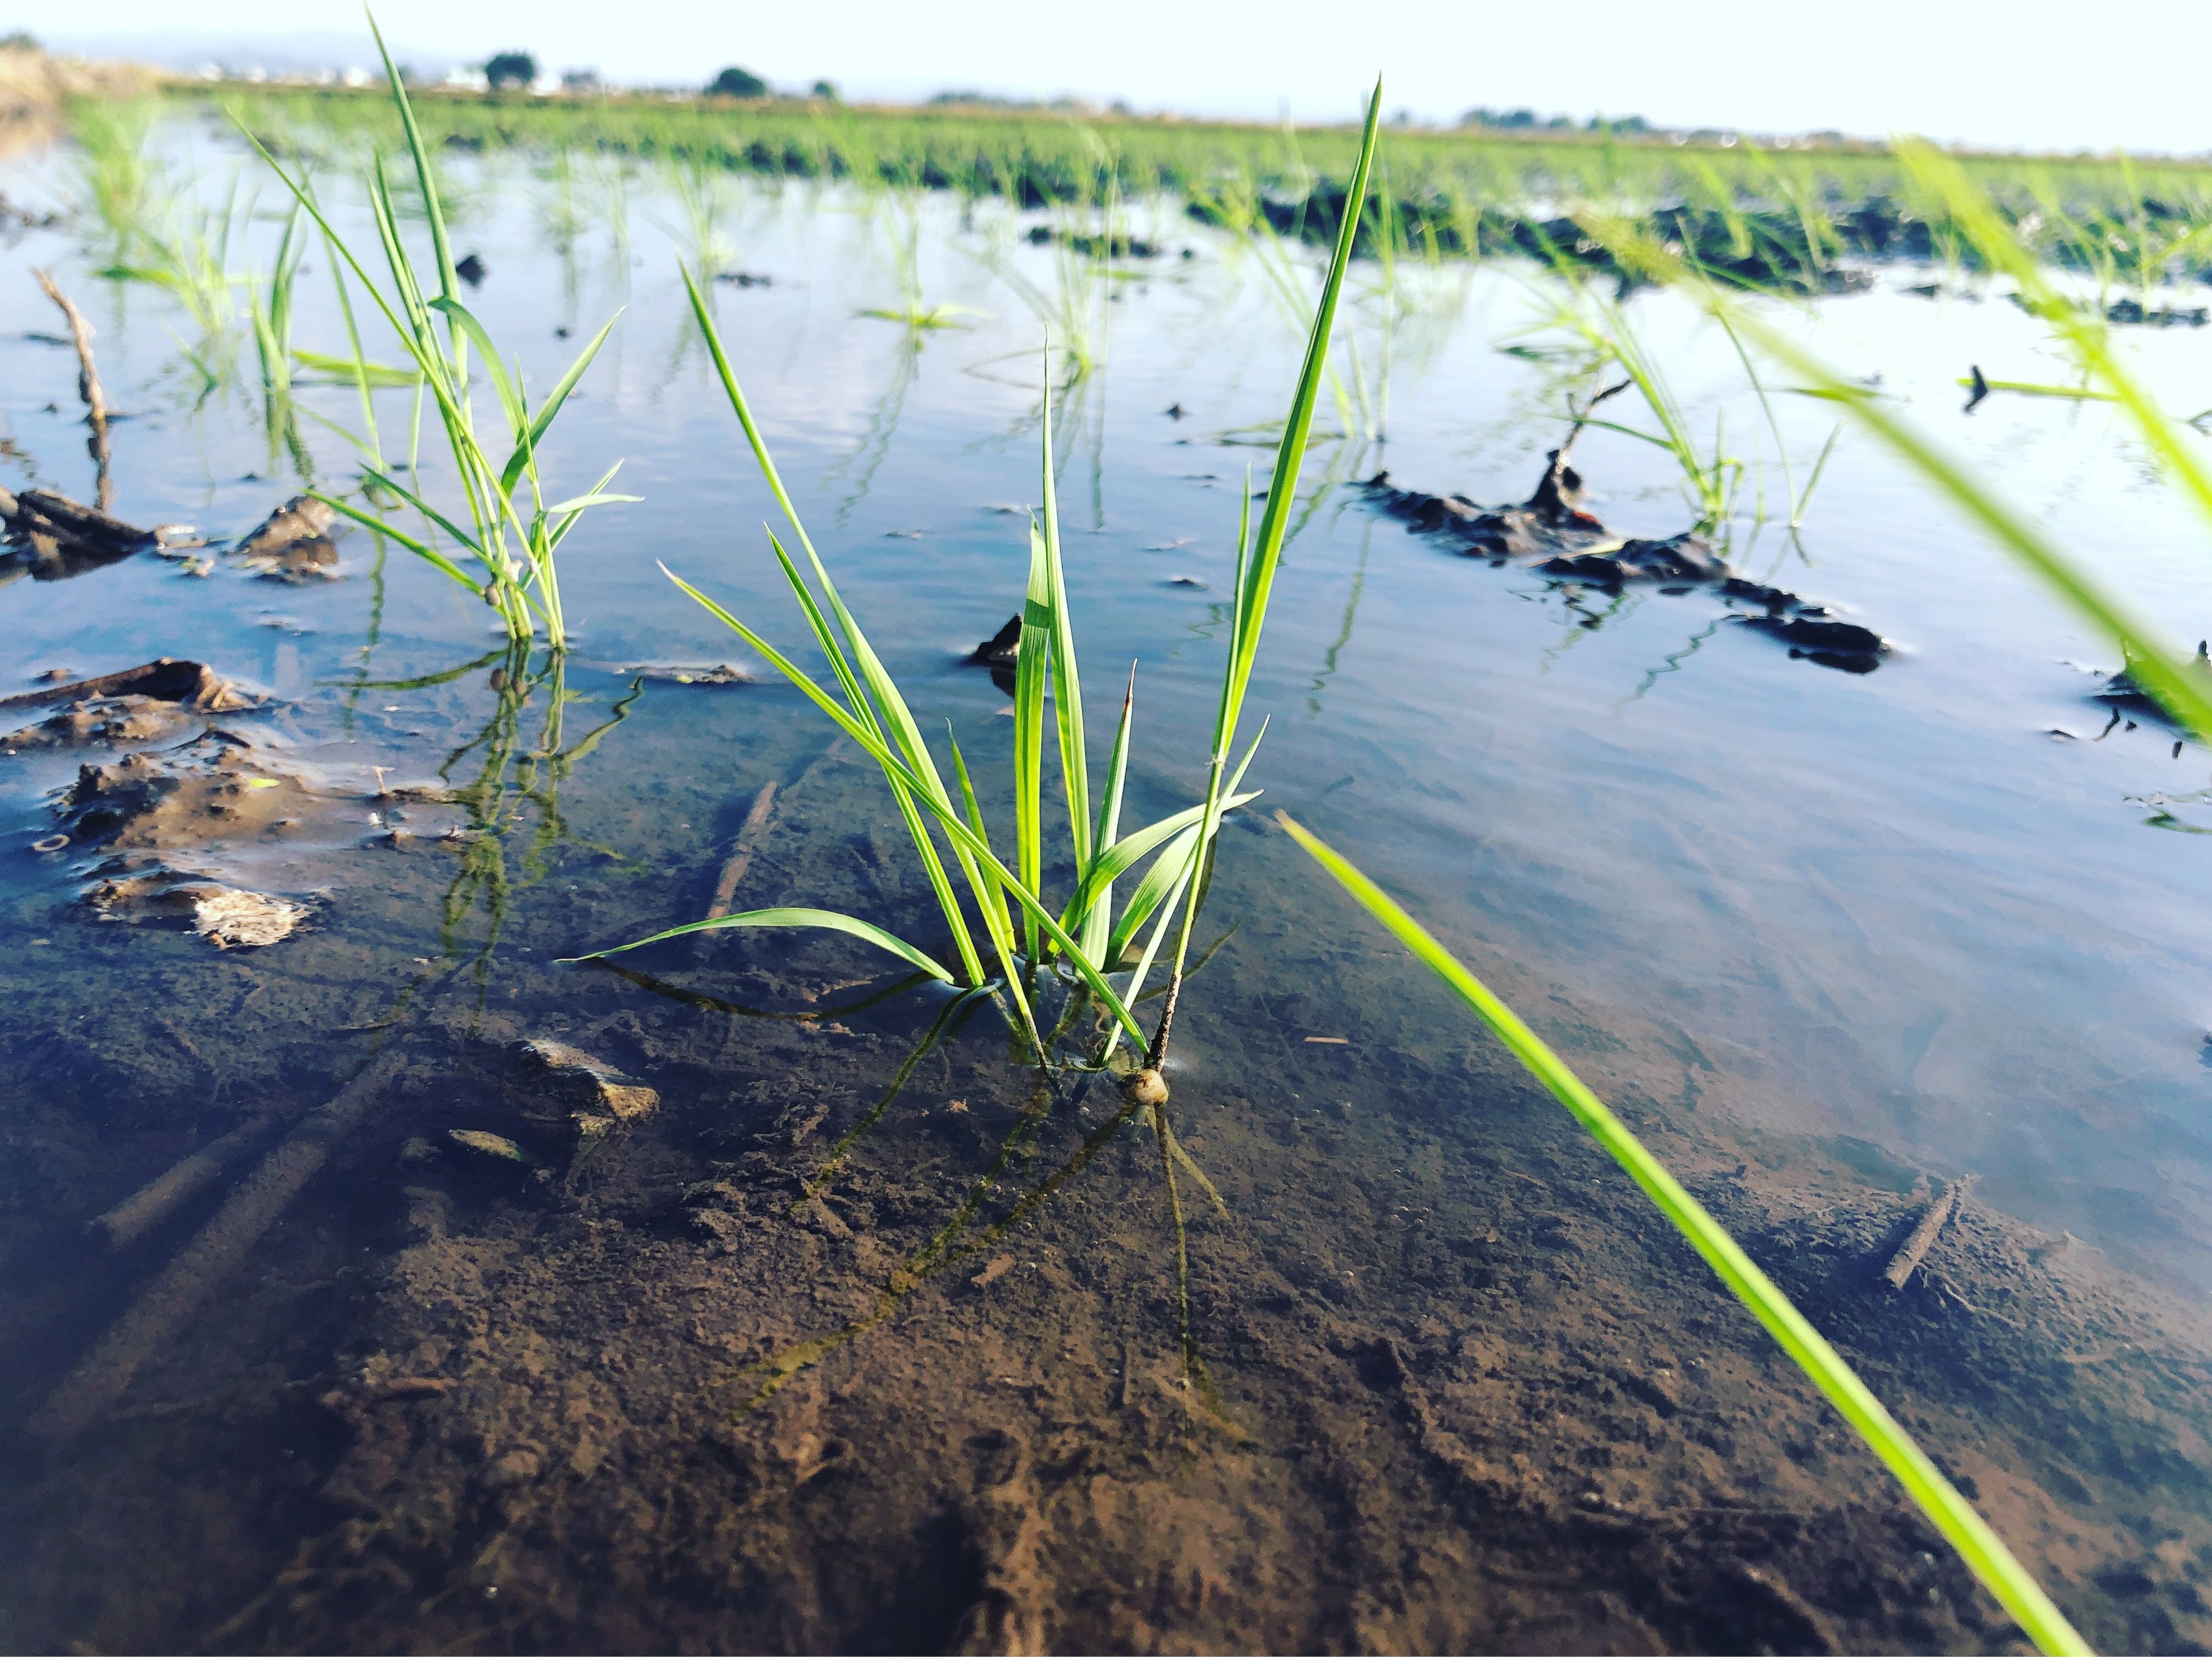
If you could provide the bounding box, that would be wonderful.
[64,95,156,258]
[1516,268,1742,535]
[652,148,743,278]
[1276,813,2089,1656]
[1599,169,2212,739]
[576,85,1385,1112]
[236,17,635,647]
[95,168,251,353]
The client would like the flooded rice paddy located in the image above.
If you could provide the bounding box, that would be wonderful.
[5,110,2212,1651]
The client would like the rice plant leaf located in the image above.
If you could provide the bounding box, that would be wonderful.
[1080,665,1136,962]
[1276,811,2091,1657]
[310,491,481,592]
[1103,822,1201,967]
[561,906,953,983]
[427,296,525,431]
[949,728,1017,943]
[368,12,460,349]
[1037,382,1092,869]
[764,534,989,986]
[1014,522,1052,959]
[657,564,1146,1043]
[1060,789,1260,936]
[358,465,483,555]
[543,490,643,515]
[500,311,622,493]
[291,348,419,386]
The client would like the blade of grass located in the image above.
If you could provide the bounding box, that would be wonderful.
[560,905,955,982]
[1277,811,2089,1657]
[1150,79,1384,1069]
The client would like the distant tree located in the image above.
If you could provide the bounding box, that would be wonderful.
[0,29,37,50]
[810,78,839,101]
[483,50,535,91]
[706,65,766,99]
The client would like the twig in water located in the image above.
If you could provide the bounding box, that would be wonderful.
[32,1053,409,1441]
[1528,377,1630,518]
[708,782,778,919]
[1884,1174,1975,1291]
[707,741,843,919]
[33,268,109,428]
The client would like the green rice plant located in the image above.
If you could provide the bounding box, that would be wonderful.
[653,148,742,278]
[575,87,1385,1097]
[247,199,305,403]
[1277,813,2089,1656]
[65,95,157,258]
[1517,267,1741,534]
[1620,154,2212,740]
[99,171,251,350]
[236,16,634,647]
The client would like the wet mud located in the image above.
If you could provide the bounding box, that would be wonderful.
[1363,461,1892,674]
[1,834,2208,1652]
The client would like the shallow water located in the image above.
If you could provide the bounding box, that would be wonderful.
[7,114,2212,1649]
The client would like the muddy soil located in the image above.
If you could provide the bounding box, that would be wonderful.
[1,768,2208,1654]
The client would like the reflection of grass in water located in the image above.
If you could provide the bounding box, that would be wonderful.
[437,646,639,986]
[352,643,640,997]
[825,328,921,528]
[1618,618,1720,708]
[1305,521,1373,718]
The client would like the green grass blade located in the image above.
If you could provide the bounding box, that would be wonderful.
[1081,665,1137,963]
[426,296,524,431]
[560,906,953,982]
[1277,812,2091,1657]
[1037,378,1092,869]
[1225,83,1384,738]
[949,727,1018,945]
[760,535,989,986]
[501,310,622,493]
[368,12,461,366]
[292,348,417,386]
[1060,788,1260,935]
[312,491,482,592]
[660,565,1146,1044]
[1103,821,1200,967]
[1014,522,1052,960]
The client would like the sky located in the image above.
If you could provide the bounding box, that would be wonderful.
[35,0,2212,156]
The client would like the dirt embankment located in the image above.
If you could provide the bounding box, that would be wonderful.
[0,44,163,143]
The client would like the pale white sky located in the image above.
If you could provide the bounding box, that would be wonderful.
[35,0,2212,156]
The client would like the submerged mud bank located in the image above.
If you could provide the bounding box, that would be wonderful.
[0,737,2205,1653]
[1363,460,1892,674]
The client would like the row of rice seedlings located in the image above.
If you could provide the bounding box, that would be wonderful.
[237,17,634,647]
[1277,816,2089,1655]
[652,147,744,278]
[965,132,1133,380]
[204,74,2212,271]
